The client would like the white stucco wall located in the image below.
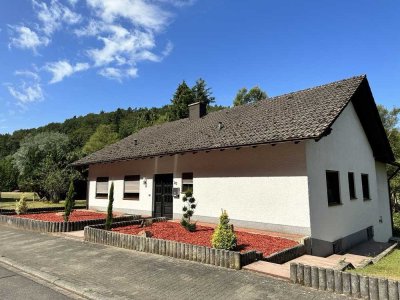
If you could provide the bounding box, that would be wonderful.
[88,143,311,234]
[306,102,392,243]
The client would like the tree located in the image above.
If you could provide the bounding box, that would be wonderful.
[168,81,195,121]
[83,124,119,155]
[64,181,76,222]
[105,182,114,230]
[192,78,215,107]
[0,156,18,192]
[13,132,71,196]
[15,196,28,215]
[233,86,267,106]
[378,105,400,206]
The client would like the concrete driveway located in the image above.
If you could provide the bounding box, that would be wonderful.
[0,224,349,299]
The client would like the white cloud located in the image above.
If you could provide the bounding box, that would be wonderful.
[33,0,82,36]
[6,71,43,104]
[67,0,79,6]
[45,60,90,83]
[99,67,138,81]
[8,25,49,51]
[86,0,171,32]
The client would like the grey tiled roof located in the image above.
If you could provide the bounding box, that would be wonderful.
[72,75,367,166]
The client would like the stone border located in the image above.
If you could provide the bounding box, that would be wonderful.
[84,218,260,270]
[0,206,87,215]
[0,214,140,233]
[290,262,400,299]
[265,244,306,264]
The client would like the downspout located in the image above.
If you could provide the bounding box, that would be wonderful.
[388,161,400,236]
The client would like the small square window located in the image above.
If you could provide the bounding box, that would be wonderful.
[124,175,140,200]
[326,171,341,206]
[361,174,370,200]
[348,172,356,200]
[96,177,109,198]
[182,173,193,194]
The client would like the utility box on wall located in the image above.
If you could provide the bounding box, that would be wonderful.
[172,188,180,198]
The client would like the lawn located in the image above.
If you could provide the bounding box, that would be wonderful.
[351,250,400,280]
[113,221,299,257]
[0,199,86,210]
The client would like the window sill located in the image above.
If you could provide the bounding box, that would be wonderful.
[95,196,108,199]
[350,197,357,200]
[363,198,372,201]
[123,198,140,201]
[328,202,342,207]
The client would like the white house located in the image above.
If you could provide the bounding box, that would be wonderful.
[73,75,397,256]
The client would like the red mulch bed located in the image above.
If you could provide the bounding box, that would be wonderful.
[14,210,108,222]
[113,222,298,257]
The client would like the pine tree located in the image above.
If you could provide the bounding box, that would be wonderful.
[168,81,195,121]
[105,182,114,230]
[64,180,75,222]
[192,78,215,107]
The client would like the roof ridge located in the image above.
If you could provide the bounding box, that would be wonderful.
[267,74,366,101]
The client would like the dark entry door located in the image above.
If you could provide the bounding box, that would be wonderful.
[154,174,173,219]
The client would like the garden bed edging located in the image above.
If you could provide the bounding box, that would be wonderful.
[0,214,140,233]
[290,262,400,299]
[84,218,260,270]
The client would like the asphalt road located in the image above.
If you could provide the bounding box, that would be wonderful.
[0,224,349,299]
[0,264,75,300]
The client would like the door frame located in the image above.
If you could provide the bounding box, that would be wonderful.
[152,173,174,218]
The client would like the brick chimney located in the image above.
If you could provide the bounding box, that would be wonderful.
[188,102,207,120]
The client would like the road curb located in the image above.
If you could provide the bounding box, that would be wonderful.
[0,255,129,300]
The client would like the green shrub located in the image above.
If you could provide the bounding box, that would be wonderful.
[64,181,76,222]
[15,196,28,215]
[180,190,197,232]
[105,182,114,230]
[393,212,400,237]
[211,210,237,250]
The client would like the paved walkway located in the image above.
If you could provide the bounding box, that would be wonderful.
[0,224,348,299]
[0,263,79,300]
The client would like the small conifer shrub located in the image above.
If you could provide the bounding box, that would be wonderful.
[180,190,197,232]
[211,210,237,250]
[105,182,114,230]
[15,196,28,215]
[64,181,76,222]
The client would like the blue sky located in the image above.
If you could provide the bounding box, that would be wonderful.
[0,0,399,134]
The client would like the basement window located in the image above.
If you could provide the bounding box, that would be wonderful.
[182,173,193,194]
[348,172,357,200]
[361,174,370,200]
[124,175,140,200]
[326,171,341,206]
[96,177,109,198]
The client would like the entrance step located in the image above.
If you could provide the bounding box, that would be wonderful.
[243,261,290,280]
[284,255,351,270]
[326,254,370,268]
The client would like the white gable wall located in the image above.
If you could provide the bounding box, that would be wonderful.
[88,143,311,234]
[306,102,392,249]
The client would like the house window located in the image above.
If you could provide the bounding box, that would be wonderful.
[182,173,193,194]
[96,177,109,198]
[124,175,140,200]
[348,172,356,200]
[361,174,370,200]
[326,171,341,206]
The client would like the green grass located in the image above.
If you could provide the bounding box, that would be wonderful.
[351,250,400,280]
[0,199,86,210]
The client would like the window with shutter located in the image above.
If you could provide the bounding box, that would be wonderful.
[182,173,193,194]
[124,175,140,200]
[96,177,109,198]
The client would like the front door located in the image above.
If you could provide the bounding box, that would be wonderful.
[154,174,173,219]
